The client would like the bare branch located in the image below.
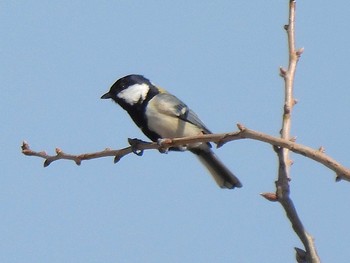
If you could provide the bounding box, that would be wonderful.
[276,1,320,262]
[21,126,350,183]
[21,140,154,167]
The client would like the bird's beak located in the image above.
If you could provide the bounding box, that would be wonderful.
[101,92,112,99]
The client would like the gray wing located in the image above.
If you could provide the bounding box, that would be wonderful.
[155,93,212,134]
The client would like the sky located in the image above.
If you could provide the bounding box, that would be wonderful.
[2,1,350,262]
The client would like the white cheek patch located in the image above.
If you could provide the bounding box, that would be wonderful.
[117,83,149,105]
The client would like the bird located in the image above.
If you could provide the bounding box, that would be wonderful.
[101,74,242,189]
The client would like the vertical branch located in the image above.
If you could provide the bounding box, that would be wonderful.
[276,1,320,262]
[280,0,298,176]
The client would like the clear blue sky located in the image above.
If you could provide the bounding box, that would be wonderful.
[2,1,350,262]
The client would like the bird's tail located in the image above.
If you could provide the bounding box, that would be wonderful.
[190,147,242,189]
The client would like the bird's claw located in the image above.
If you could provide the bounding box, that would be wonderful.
[157,138,172,153]
[128,138,147,156]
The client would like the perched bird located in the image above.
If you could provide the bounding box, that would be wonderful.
[101,74,242,189]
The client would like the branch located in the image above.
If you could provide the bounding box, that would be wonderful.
[21,124,350,183]
[21,138,156,167]
[277,1,320,262]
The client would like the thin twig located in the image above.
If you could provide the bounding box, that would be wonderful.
[277,1,320,262]
[21,125,350,183]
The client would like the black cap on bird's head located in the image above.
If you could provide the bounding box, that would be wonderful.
[101,74,152,100]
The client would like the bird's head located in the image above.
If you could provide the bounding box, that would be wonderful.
[101,74,154,108]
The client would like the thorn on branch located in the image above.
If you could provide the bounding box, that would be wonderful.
[289,136,297,142]
[279,67,287,78]
[217,134,229,149]
[74,158,82,166]
[44,159,51,167]
[318,146,325,153]
[114,155,122,163]
[296,47,305,57]
[335,174,342,182]
[284,104,291,114]
[55,148,62,155]
[236,123,245,131]
[295,247,307,263]
[260,192,278,202]
[21,141,29,151]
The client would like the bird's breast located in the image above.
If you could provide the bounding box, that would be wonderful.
[145,98,203,139]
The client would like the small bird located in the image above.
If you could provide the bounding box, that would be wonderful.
[101,74,242,189]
